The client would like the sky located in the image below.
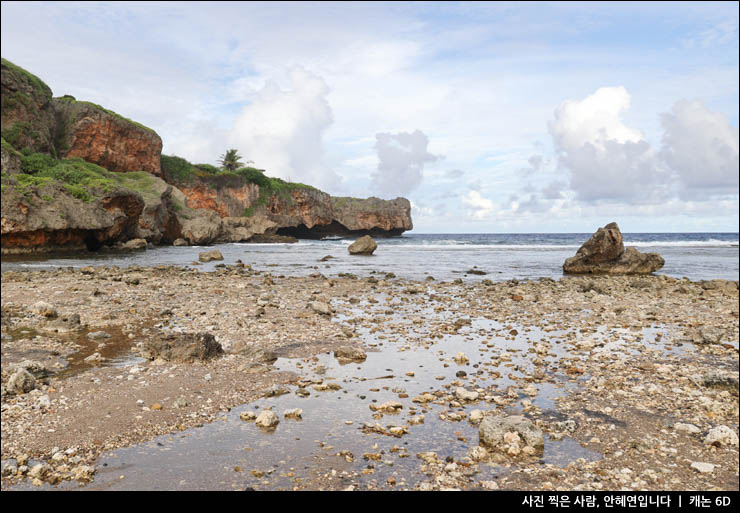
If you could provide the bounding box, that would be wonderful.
[2,1,738,233]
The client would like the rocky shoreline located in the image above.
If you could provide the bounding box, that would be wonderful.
[1,265,737,490]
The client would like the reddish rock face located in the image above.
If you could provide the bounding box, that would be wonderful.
[179,183,260,218]
[177,180,412,237]
[563,222,664,274]
[54,99,163,175]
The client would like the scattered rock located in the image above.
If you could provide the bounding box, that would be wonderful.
[704,425,739,447]
[690,462,716,474]
[255,410,280,428]
[240,411,257,421]
[6,368,37,395]
[309,301,333,316]
[455,387,479,402]
[454,352,469,364]
[83,352,105,364]
[140,332,224,363]
[283,408,303,419]
[348,235,377,256]
[369,401,403,412]
[334,346,367,362]
[173,238,189,246]
[32,301,57,319]
[198,249,224,262]
[121,238,147,250]
[563,222,664,274]
[479,414,544,451]
[674,423,701,434]
[87,330,112,340]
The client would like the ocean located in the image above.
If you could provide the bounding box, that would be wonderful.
[2,232,738,282]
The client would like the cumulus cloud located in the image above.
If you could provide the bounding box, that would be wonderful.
[228,67,342,190]
[462,190,494,219]
[371,130,440,198]
[548,86,667,203]
[660,99,739,199]
[520,154,546,176]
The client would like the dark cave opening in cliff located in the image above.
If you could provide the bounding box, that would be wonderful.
[83,233,103,252]
[276,221,405,240]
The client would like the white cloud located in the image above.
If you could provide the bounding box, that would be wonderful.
[462,190,494,219]
[228,67,342,190]
[371,130,440,198]
[548,86,667,202]
[660,99,739,199]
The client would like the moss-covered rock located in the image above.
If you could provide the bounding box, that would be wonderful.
[1,58,57,155]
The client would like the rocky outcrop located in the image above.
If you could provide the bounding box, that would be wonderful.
[2,59,162,174]
[348,235,378,255]
[139,332,224,363]
[179,182,260,218]
[135,183,184,244]
[1,58,56,155]
[52,98,162,175]
[1,59,413,251]
[331,196,413,235]
[563,222,665,274]
[1,178,145,253]
[479,415,545,452]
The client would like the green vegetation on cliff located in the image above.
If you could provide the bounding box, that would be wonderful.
[3,151,160,203]
[161,154,317,216]
[1,58,52,98]
[53,95,157,135]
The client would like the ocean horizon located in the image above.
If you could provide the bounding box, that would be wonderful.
[3,231,738,282]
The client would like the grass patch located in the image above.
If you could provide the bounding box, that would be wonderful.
[1,58,52,98]
[53,95,157,135]
[161,153,318,216]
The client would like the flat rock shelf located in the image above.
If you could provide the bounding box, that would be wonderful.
[1,265,738,490]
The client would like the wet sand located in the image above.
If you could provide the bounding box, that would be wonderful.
[1,265,738,490]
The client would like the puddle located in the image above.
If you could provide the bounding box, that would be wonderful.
[55,326,144,379]
[8,296,613,490]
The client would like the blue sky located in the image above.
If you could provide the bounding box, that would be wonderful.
[2,1,738,233]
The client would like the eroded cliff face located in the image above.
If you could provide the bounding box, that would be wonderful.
[53,99,163,175]
[2,59,162,175]
[1,58,413,252]
[176,181,413,238]
[1,58,57,155]
[1,182,145,253]
[179,182,260,218]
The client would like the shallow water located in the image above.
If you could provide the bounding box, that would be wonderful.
[2,233,737,282]
[9,291,700,491]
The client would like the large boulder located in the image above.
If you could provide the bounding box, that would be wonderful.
[348,235,377,255]
[139,332,223,363]
[563,222,664,274]
[198,249,224,262]
[479,414,544,450]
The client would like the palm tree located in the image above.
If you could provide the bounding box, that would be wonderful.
[218,149,244,172]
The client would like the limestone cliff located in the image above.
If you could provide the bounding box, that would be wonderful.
[1,177,145,253]
[1,58,57,156]
[1,58,413,253]
[53,97,163,175]
[163,157,413,239]
[2,58,162,175]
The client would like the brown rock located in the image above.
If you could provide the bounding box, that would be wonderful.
[348,235,378,255]
[140,332,224,363]
[198,249,224,262]
[563,222,664,274]
[53,98,162,175]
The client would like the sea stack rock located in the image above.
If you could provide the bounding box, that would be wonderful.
[348,235,377,255]
[563,222,664,274]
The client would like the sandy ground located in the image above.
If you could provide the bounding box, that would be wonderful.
[1,264,738,490]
